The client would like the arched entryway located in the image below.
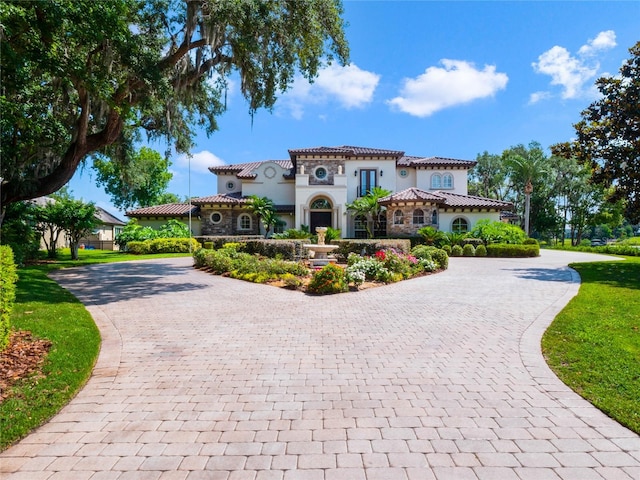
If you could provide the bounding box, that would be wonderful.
[309,197,333,233]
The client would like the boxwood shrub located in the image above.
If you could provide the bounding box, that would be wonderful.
[486,243,540,257]
[462,244,476,257]
[127,238,200,254]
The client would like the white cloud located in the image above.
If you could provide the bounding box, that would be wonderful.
[280,63,380,118]
[532,30,617,100]
[578,30,617,56]
[386,59,508,117]
[176,151,226,173]
[528,91,552,105]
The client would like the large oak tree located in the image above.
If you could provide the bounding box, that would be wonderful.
[553,41,640,223]
[0,0,349,217]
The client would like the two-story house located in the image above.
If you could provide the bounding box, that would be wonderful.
[127,145,512,238]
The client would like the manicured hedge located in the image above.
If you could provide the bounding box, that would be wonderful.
[486,243,540,257]
[0,246,18,351]
[332,239,412,262]
[196,236,306,261]
[126,237,200,254]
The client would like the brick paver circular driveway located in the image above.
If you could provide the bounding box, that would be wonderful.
[2,250,639,480]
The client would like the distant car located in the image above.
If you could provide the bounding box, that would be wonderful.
[590,238,606,246]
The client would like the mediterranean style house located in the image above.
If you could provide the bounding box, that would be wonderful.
[127,145,513,238]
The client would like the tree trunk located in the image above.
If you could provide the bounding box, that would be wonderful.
[70,242,80,260]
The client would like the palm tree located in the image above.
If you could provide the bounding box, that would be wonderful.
[346,187,391,238]
[247,195,279,238]
[417,225,445,246]
[503,143,550,236]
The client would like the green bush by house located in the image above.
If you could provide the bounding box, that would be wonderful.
[127,237,200,254]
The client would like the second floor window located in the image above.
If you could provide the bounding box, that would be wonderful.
[443,173,453,189]
[359,169,377,196]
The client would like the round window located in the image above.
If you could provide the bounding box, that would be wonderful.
[315,167,327,180]
[399,169,408,178]
[226,181,235,191]
[210,212,223,224]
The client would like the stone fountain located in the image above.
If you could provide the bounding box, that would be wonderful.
[305,226,338,267]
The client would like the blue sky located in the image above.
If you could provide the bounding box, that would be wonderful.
[68,0,640,219]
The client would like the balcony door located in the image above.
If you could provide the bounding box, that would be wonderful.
[359,169,377,196]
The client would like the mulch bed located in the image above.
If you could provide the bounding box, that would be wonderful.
[0,331,52,402]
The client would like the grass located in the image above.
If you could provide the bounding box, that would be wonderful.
[542,256,640,434]
[0,249,190,450]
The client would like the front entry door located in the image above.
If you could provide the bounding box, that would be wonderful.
[310,211,332,233]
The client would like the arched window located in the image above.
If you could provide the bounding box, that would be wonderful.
[412,209,424,225]
[431,209,438,225]
[431,173,442,189]
[452,217,469,233]
[443,173,453,189]
[310,198,332,209]
[238,213,252,230]
[393,209,404,225]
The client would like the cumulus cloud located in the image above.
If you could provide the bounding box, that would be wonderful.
[579,30,617,56]
[386,59,508,117]
[532,30,617,101]
[280,63,380,119]
[175,151,226,173]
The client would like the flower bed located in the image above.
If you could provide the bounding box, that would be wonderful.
[193,243,449,295]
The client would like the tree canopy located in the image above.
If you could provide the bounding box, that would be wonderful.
[0,0,349,212]
[93,147,173,210]
[553,41,640,223]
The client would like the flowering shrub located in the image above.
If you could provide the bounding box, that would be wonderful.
[343,247,441,288]
[307,264,348,294]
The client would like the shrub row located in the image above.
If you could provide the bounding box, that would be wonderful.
[0,246,18,351]
[332,239,412,262]
[486,243,540,257]
[126,237,201,254]
[197,236,307,261]
[557,244,640,257]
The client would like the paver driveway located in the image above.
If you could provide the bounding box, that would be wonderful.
[2,250,639,480]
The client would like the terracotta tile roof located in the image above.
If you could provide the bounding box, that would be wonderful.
[379,188,446,205]
[288,145,405,158]
[209,160,293,179]
[398,156,476,168]
[433,191,513,209]
[191,192,247,205]
[379,188,513,210]
[126,203,200,217]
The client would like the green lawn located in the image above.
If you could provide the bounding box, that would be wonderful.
[0,249,190,450]
[542,256,640,434]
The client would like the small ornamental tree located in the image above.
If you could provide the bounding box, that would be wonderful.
[60,200,99,260]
